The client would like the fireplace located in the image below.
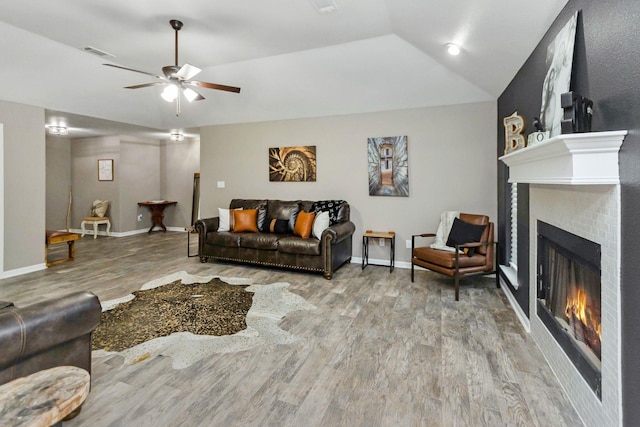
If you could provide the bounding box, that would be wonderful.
[500,133,625,425]
[536,221,602,399]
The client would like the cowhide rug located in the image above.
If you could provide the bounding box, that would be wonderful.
[92,271,316,369]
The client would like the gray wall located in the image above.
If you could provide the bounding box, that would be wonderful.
[45,136,71,230]
[160,138,200,228]
[200,101,497,264]
[121,140,160,231]
[0,100,46,271]
[71,137,120,230]
[66,135,194,233]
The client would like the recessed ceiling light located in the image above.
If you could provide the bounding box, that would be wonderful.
[309,0,337,14]
[170,133,184,142]
[446,43,461,56]
[47,126,68,136]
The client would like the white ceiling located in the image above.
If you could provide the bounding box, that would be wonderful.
[0,0,568,138]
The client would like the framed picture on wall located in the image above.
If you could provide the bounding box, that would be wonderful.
[268,146,317,182]
[98,159,114,181]
[539,11,578,137]
[367,136,409,197]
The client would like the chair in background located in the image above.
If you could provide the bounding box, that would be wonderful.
[81,200,111,239]
[411,213,498,301]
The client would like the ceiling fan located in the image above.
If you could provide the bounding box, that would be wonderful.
[104,19,241,116]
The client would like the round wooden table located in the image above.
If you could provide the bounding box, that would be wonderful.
[0,366,90,426]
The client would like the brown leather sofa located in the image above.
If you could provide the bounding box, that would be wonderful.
[196,199,355,279]
[0,291,102,386]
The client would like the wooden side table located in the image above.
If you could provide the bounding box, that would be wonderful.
[362,230,395,272]
[0,366,90,426]
[45,230,80,267]
[138,201,177,233]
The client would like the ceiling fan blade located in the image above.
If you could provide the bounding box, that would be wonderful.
[182,87,205,102]
[103,64,166,80]
[124,82,168,89]
[176,63,201,80]
[187,80,241,93]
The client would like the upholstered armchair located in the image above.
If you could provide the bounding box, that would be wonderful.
[411,213,498,301]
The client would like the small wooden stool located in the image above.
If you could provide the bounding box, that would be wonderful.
[81,217,111,239]
[0,366,90,426]
[46,230,80,267]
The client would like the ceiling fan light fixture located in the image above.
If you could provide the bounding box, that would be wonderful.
[161,84,179,102]
[170,132,185,142]
[183,87,199,103]
[446,43,462,56]
[310,0,338,13]
[47,125,68,136]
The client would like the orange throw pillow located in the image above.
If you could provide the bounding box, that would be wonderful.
[233,209,258,233]
[294,211,315,239]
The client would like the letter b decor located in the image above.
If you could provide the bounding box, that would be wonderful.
[503,113,526,155]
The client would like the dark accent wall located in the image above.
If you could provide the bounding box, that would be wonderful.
[497,1,640,424]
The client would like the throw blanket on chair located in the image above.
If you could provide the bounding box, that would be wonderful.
[430,211,460,252]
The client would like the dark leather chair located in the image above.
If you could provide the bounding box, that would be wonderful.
[411,213,498,301]
[0,291,101,386]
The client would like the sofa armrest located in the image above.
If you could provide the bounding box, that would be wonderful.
[195,217,219,236]
[322,221,356,244]
[0,291,101,371]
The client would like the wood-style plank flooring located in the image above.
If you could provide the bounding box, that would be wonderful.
[0,232,583,426]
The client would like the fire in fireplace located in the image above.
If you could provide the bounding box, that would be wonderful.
[536,221,602,398]
[565,283,601,359]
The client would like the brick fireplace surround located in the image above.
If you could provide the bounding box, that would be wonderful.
[500,131,626,426]
[530,184,619,426]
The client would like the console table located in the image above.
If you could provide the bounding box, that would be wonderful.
[0,366,90,426]
[138,200,177,233]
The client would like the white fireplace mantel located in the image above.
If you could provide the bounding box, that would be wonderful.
[499,130,627,184]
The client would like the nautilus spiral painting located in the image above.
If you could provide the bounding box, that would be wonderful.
[367,136,409,197]
[269,146,317,182]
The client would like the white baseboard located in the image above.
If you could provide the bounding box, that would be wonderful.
[350,256,411,270]
[500,275,531,332]
[69,228,180,238]
[166,227,189,232]
[1,262,46,279]
[113,229,151,237]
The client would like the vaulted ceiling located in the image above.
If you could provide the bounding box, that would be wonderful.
[0,0,568,136]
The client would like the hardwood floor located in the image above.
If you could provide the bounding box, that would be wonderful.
[0,232,583,426]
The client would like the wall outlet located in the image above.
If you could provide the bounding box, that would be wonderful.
[406,239,412,249]
[379,238,385,247]
[137,214,142,222]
